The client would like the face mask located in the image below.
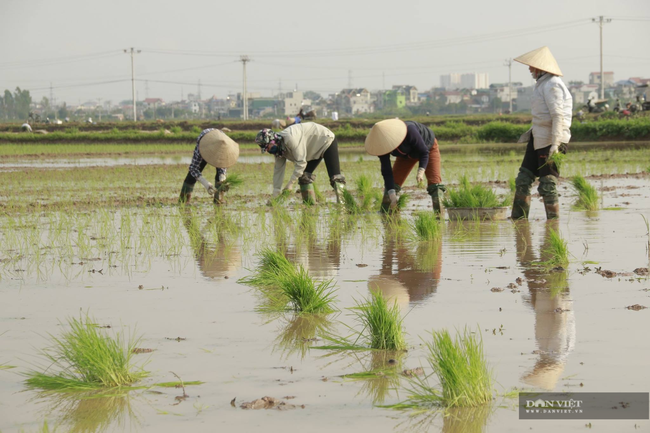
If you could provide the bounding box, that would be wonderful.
[268,144,279,155]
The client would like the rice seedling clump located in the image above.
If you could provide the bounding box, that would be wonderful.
[25,314,148,390]
[404,328,494,408]
[411,212,442,241]
[353,290,407,351]
[571,174,599,211]
[541,228,569,268]
[443,176,508,208]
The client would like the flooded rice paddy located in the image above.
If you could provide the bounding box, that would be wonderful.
[1,145,649,432]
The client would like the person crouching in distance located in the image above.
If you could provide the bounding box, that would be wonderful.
[179,128,239,205]
[255,123,346,205]
[365,119,445,214]
[511,46,572,220]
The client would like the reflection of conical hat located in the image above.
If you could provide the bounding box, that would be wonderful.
[364,119,407,156]
[368,275,409,309]
[522,361,565,390]
[514,46,563,76]
[198,129,239,168]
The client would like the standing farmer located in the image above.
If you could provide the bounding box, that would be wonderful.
[255,123,346,204]
[365,119,444,214]
[511,46,572,219]
[179,128,240,204]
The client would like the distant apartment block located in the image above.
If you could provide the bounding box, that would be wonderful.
[441,73,489,90]
[589,72,614,87]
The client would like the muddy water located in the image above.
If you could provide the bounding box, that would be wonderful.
[1,178,650,432]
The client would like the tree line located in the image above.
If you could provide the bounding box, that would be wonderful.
[1,88,32,121]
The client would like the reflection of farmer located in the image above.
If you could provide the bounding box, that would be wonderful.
[365,119,445,214]
[369,215,443,308]
[180,209,241,279]
[515,221,575,390]
[179,129,239,204]
[255,124,346,204]
[511,47,572,220]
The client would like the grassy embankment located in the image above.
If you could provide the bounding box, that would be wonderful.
[2,117,650,147]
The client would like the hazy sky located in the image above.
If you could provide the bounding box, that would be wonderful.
[1,0,648,106]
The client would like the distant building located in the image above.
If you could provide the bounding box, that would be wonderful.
[392,85,419,105]
[383,89,406,109]
[440,72,489,90]
[335,89,374,115]
[442,91,462,105]
[589,72,614,87]
[280,91,303,116]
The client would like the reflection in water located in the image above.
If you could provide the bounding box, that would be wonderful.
[181,208,242,279]
[273,313,333,359]
[369,215,442,307]
[396,404,493,433]
[515,220,575,390]
[31,389,138,433]
[356,350,405,405]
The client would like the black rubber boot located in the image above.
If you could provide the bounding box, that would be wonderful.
[179,182,194,204]
[427,184,446,215]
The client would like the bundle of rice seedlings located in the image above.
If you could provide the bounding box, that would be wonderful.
[541,228,569,269]
[25,314,148,390]
[411,212,442,241]
[397,193,409,210]
[269,189,292,206]
[352,290,407,351]
[443,176,508,208]
[341,189,361,214]
[239,249,337,314]
[406,328,494,408]
[222,173,243,189]
[571,175,599,211]
[547,152,566,170]
[277,266,337,314]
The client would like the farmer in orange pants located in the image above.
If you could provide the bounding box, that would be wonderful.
[365,119,444,214]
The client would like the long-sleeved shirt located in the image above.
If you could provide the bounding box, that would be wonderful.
[529,73,573,150]
[272,123,335,193]
[188,128,226,180]
[379,121,435,190]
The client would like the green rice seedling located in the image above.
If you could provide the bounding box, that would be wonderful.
[312,182,326,203]
[411,212,442,241]
[571,175,599,211]
[25,314,148,390]
[341,189,361,214]
[352,290,407,351]
[273,266,337,314]
[223,173,243,189]
[397,193,409,210]
[269,189,292,206]
[547,151,566,170]
[238,248,295,290]
[540,228,569,269]
[508,176,516,192]
[406,328,494,408]
[443,176,508,208]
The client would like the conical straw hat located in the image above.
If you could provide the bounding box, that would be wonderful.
[199,129,239,168]
[514,46,563,76]
[364,119,407,156]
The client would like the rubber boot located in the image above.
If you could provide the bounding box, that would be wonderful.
[330,174,347,204]
[179,182,194,204]
[511,193,531,219]
[299,183,316,205]
[427,184,446,216]
[543,196,560,219]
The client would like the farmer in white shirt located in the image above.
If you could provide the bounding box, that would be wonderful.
[255,123,346,204]
[511,46,572,220]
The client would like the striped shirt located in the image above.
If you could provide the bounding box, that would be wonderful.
[189,128,227,180]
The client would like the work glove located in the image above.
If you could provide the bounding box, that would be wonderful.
[416,167,426,184]
[284,179,296,193]
[218,173,226,182]
[549,143,559,156]
[198,176,216,195]
[387,189,398,211]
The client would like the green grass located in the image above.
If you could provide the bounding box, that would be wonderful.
[541,228,569,269]
[353,290,407,351]
[24,314,148,390]
[402,328,494,408]
[411,212,442,241]
[443,175,508,208]
[571,175,599,211]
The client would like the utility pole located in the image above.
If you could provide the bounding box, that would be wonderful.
[504,59,513,113]
[124,47,141,121]
[592,16,611,99]
[240,55,250,120]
